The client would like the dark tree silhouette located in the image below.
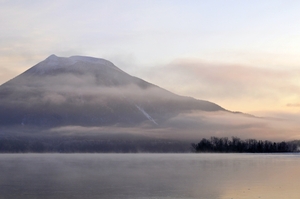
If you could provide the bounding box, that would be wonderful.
[192,137,299,153]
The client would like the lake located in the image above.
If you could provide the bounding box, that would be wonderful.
[0,153,299,199]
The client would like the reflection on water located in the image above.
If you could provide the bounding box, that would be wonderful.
[0,153,299,199]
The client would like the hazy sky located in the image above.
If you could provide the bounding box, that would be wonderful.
[1,0,300,114]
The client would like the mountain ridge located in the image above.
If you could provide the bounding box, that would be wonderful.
[0,55,225,128]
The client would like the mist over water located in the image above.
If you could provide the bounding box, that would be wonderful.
[0,154,299,199]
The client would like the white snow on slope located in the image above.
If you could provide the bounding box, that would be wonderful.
[70,56,113,66]
[33,55,75,74]
[32,55,122,75]
[70,56,123,72]
[135,105,158,125]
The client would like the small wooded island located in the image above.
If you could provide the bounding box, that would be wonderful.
[192,137,299,153]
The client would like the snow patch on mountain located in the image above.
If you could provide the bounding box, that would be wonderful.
[70,56,112,66]
[31,55,75,74]
[135,105,158,125]
[30,55,122,75]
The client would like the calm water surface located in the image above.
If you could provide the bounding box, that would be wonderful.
[0,153,299,199]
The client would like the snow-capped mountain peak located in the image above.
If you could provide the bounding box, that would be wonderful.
[26,55,122,75]
[0,55,225,127]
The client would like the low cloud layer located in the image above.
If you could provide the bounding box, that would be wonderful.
[43,110,300,142]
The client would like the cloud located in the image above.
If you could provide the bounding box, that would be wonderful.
[287,103,300,107]
[133,58,300,112]
[162,58,300,97]
[9,72,175,104]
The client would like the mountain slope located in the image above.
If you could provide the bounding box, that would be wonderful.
[0,55,225,127]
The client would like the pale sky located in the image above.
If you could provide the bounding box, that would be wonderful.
[1,0,300,115]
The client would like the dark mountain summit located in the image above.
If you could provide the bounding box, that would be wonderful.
[0,55,225,127]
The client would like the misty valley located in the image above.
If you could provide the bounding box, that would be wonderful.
[0,55,298,153]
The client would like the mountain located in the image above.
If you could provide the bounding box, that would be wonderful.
[0,55,225,128]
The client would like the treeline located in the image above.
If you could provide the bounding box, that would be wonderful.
[0,136,191,153]
[192,137,299,153]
